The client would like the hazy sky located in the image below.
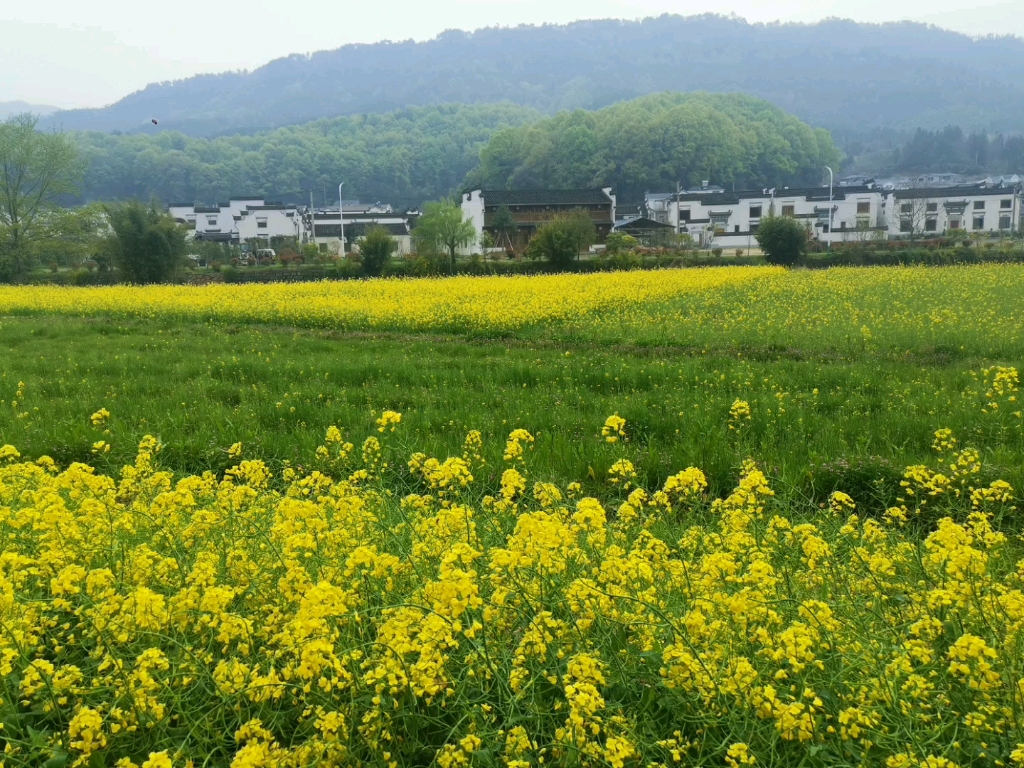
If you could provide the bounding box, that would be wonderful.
[2,0,1022,109]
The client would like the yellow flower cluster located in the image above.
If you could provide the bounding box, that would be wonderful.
[1,417,1023,767]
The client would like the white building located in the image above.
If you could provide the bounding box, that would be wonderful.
[308,206,414,255]
[169,197,301,244]
[888,184,1021,237]
[662,185,888,248]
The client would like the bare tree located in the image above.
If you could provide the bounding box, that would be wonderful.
[891,185,931,244]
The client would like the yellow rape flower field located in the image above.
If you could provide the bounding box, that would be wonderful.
[2,264,1024,767]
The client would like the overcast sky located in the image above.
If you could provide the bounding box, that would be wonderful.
[2,0,1022,109]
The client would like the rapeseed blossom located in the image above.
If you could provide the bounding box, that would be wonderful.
[0,410,1022,767]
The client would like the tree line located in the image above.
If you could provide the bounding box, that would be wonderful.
[66,92,840,209]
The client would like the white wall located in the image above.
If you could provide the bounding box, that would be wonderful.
[461,190,485,255]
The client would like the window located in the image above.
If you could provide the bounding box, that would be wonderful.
[973,216,985,230]
[925,218,938,232]
[679,208,691,222]
[900,218,912,233]
[974,200,985,210]
[749,205,762,218]
[857,201,871,214]
[750,223,759,233]
[900,203,912,213]
[734,225,740,233]
[856,218,869,229]
[1001,199,1012,209]
[926,202,938,213]
[949,218,961,230]
[781,204,795,217]
[206,216,217,225]
[1000,215,1012,230]
[257,219,268,229]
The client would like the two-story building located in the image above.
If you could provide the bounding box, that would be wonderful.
[169,197,301,244]
[887,183,1021,237]
[461,188,616,253]
[662,185,888,248]
[308,204,415,255]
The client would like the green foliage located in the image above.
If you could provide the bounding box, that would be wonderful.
[73,104,540,207]
[467,92,842,201]
[755,215,808,266]
[413,201,477,270]
[604,232,638,254]
[0,113,83,279]
[105,200,187,283]
[358,225,397,276]
[526,211,597,265]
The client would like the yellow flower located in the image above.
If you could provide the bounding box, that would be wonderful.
[90,407,111,426]
[602,413,627,443]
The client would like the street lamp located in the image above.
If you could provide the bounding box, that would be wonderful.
[824,166,834,252]
[338,182,345,254]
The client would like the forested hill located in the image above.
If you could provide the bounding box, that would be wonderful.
[465,93,840,202]
[52,15,1024,138]
[70,93,837,206]
[72,103,540,207]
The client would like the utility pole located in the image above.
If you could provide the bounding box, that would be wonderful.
[825,166,834,253]
[310,190,316,247]
[338,182,345,255]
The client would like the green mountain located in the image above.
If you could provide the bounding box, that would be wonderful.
[71,94,839,207]
[51,15,1024,137]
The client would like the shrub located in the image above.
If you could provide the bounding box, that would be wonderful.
[526,212,597,265]
[358,225,398,276]
[754,215,807,266]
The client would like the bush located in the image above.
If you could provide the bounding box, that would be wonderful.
[358,226,398,276]
[105,200,187,284]
[754,215,807,266]
[526,212,597,265]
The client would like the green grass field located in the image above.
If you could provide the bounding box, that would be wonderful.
[4,266,1024,767]
[2,277,1022,512]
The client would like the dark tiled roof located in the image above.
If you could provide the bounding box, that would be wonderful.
[194,206,220,213]
[894,185,1020,199]
[676,186,878,205]
[483,188,612,206]
[614,216,674,231]
[348,222,409,237]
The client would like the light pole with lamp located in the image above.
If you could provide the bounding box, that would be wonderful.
[824,166,834,252]
[337,182,345,255]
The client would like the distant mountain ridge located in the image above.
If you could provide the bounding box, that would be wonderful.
[1,101,59,121]
[51,14,1024,137]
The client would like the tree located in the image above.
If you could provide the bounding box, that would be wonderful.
[490,205,518,251]
[0,113,83,279]
[604,232,638,253]
[891,188,930,245]
[358,225,397,276]
[526,211,597,265]
[413,201,476,271]
[754,215,807,266]
[105,200,187,283]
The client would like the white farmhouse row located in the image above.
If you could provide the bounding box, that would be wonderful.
[169,197,302,243]
[655,183,1022,248]
[169,199,414,254]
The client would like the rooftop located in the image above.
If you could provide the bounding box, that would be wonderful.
[481,188,613,206]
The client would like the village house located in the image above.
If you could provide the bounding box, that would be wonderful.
[887,183,1021,237]
[169,197,300,244]
[661,185,888,248]
[307,204,415,255]
[461,188,616,253]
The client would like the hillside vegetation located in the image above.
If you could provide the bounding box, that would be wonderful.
[465,93,840,200]
[70,94,837,206]
[51,14,1024,137]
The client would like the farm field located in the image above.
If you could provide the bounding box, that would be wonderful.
[1,265,1024,767]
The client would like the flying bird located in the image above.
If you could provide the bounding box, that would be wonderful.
[151,119,158,125]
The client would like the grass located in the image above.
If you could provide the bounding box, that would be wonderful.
[2,303,1021,513]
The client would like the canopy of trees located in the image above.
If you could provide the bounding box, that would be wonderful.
[894,127,1024,174]
[465,93,841,201]
[51,16,1024,137]
[72,103,540,208]
[67,94,840,208]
